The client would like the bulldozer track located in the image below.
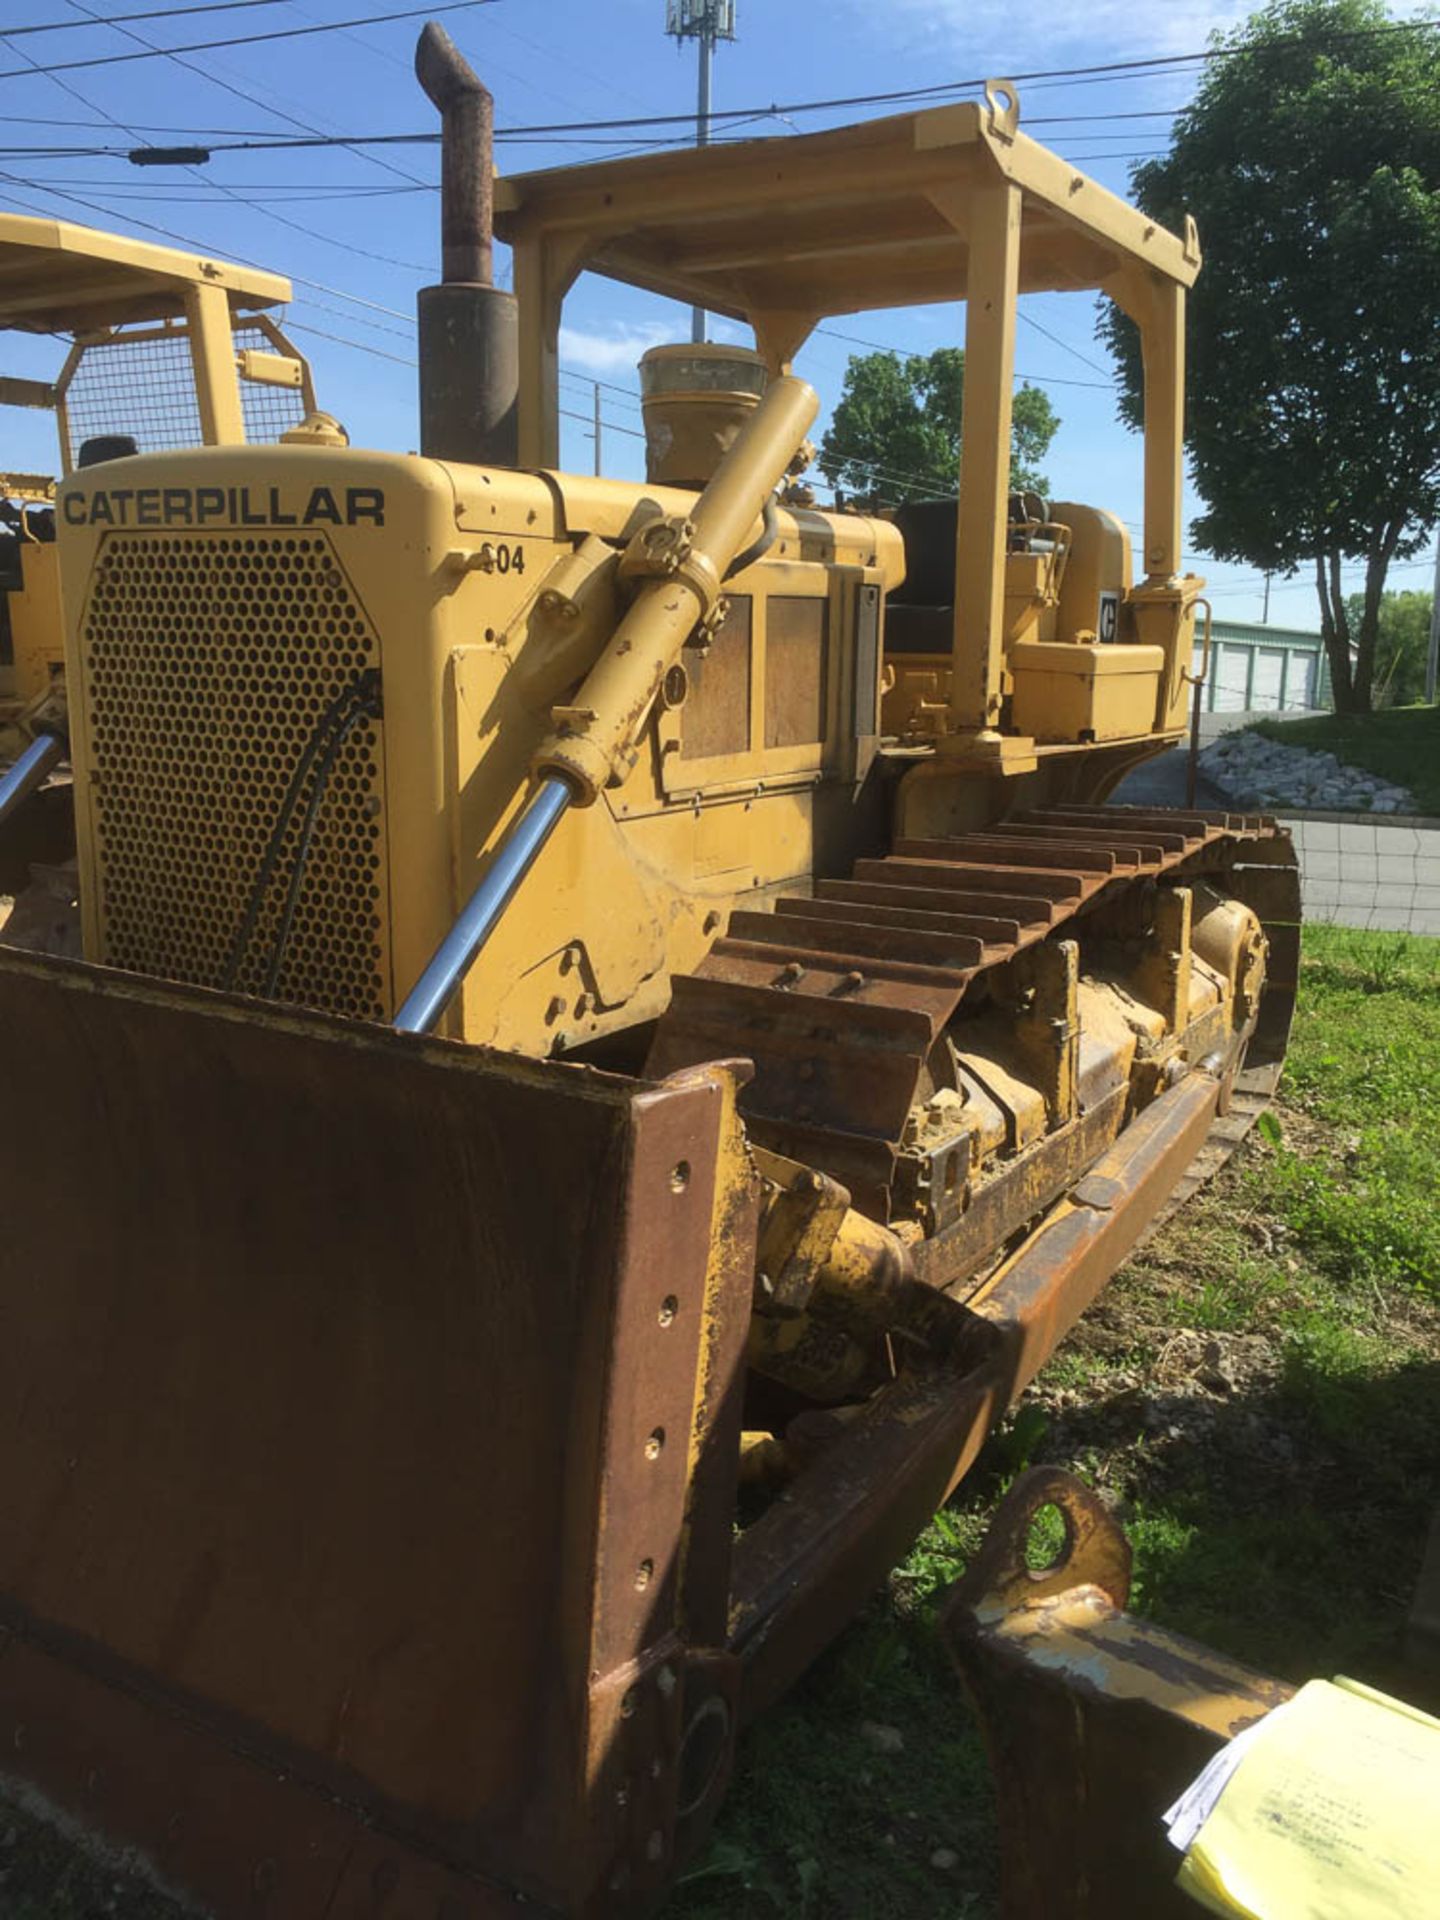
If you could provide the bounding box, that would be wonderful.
[649,804,1301,1225]
[1142,1054,1284,1241]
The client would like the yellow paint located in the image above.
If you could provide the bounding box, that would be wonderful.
[6,530,62,707]
[57,441,901,1050]
[0,214,314,715]
[54,89,1210,1066]
[495,87,1200,793]
[1010,641,1167,742]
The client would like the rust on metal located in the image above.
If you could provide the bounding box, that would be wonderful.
[414,21,495,287]
[650,810,1292,1224]
[943,1468,1292,1919]
[0,806,1301,1913]
[727,1065,1222,1719]
[0,949,751,1916]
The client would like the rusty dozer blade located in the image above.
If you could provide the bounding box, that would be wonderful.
[0,950,759,1918]
[0,939,1266,1916]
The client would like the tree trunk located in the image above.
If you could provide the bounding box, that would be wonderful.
[1351,520,1406,714]
[1315,550,1357,713]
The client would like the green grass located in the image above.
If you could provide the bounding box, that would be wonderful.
[6,925,1439,1920]
[669,922,1440,1916]
[1250,703,1440,814]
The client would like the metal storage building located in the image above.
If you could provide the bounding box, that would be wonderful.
[1192,619,1332,717]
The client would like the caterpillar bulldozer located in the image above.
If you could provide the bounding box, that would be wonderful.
[0,25,1299,1919]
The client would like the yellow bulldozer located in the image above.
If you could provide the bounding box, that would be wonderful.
[0,26,1298,1919]
[0,215,322,937]
[0,213,319,716]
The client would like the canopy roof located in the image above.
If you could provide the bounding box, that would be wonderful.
[494,87,1200,328]
[0,214,291,334]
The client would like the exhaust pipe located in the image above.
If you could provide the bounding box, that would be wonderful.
[414,21,519,466]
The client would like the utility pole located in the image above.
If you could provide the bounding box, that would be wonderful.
[1261,572,1271,625]
[665,0,736,344]
[1427,523,1440,705]
[592,379,602,476]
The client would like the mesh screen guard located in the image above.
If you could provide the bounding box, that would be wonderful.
[62,323,306,464]
[79,529,392,1020]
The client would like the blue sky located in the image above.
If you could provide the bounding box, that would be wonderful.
[0,0,1432,625]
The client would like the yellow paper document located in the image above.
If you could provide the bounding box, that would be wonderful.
[1177,1676,1440,1918]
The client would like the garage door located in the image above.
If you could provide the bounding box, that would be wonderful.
[1283,650,1318,711]
[1211,644,1252,712]
[1251,646,1285,710]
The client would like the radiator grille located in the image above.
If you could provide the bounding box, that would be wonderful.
[82,531,391,1020]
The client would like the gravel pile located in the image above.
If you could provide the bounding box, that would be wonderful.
[1200,729,1416,813]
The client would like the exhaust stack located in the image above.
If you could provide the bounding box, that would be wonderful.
[414,21,518,465]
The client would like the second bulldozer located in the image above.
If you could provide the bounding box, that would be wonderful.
[0,28,1297,1919]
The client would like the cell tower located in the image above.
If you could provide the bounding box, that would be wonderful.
[665,0,736,343]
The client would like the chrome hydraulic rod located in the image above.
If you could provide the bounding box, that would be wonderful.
[0,730,64,831]
[396,374,818,1036]
[392,773,574,1035]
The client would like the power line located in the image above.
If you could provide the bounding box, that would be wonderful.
[4,1,285,36]
[0,1,161,238]
[64,0,437,198]
[813,324,1114,393]
[0,112,281,134]
[60,182,423,202]
[0,166,422,325]
[16,175,423,194]
[558,370,643,413]
[0,157,1120,404]
[1016,311,1112,379]
[247,17,1440,146]
[0,1,497,84]
[0,147,1120,401]
[1027,109,1181,126]
[560,405,644,444]
[284,318,415,366]
[0,17,1432,156]
[53,0,432,271]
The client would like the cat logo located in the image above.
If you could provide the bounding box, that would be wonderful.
[62,484,385,529]
[1097,590,1120,643]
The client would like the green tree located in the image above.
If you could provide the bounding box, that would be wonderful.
[817,347,1059,505]
[1100,0,1440,713]
[1342,587,1433,706]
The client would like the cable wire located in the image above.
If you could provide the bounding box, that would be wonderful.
[0,1,497,84]
[5,1,286,36]
[59,0,433,269]
[0,17,1434,152]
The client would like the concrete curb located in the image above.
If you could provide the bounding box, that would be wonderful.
[1270,807,1440,832]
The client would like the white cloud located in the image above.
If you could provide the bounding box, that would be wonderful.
[559,319,673,377]
[856,0,1251,60]
[852,0,1432,65]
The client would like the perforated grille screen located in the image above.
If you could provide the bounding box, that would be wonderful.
[82,531,391,1020]
[63,323,306,465]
